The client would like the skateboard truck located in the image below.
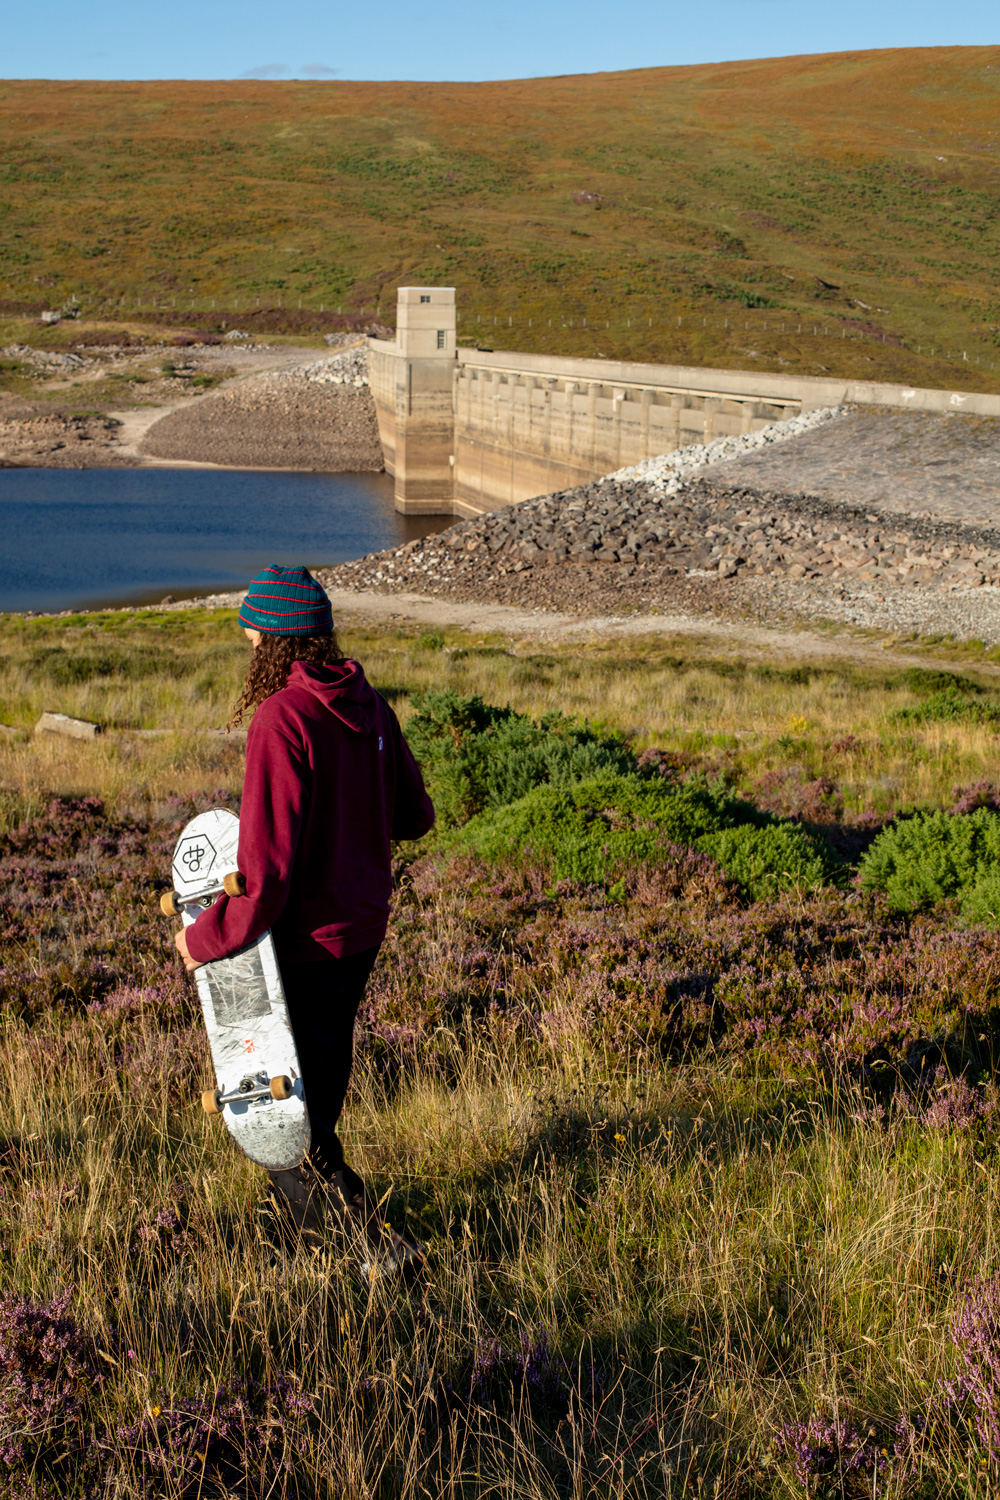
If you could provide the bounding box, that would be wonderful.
[202,1071,295,1115]
[160,870,246,917]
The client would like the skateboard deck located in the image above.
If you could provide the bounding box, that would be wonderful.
[163,808,310,1172]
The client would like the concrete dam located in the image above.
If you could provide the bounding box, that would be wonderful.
[369,287,1000,518]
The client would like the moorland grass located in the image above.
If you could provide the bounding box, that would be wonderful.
[3,49,1000,392]
[4,606,1000,825]
[5,610,1000,1492]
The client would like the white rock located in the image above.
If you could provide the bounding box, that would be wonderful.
[603,406,847,494]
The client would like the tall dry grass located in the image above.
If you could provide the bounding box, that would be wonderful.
[1,995,996,1496]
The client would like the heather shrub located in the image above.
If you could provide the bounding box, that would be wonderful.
[949,780,1000,817]
[0,1287,106,1483]
[773,1413,886,1494]
[943,1275,1000,1466]
[113,1376,314,1497]
[453,772,837,899]
[752,767,843,822]
[403,690,634,827]
[0,1283,313,1498]
[901,1071,1000,1135]
[385,846,1000,1079]
[0,797,182,1019]
[858,806,1000,920]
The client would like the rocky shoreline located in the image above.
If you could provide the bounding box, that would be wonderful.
[0,341,381,471]
[320,407,1000,643]
[0,402,134,468]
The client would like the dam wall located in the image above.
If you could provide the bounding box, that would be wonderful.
[450,351,798,518]
[370,288,1000,517]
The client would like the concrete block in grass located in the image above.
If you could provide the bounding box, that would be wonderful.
[35,712,102,741]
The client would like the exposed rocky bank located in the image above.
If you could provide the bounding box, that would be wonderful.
[0,341,382,471]
[139,343,383,469]
[321,407,1000,644]
[0,399,133,468]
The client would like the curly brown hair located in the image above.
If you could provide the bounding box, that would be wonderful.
[228,630,345,728]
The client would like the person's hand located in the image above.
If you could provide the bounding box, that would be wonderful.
[174,927,201,973]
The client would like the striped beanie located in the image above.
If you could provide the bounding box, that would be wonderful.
[238,565,333,635]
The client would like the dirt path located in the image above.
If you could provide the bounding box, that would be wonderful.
[168,582,1000,676]
[327,587,1000,670]
[106,401,193,461]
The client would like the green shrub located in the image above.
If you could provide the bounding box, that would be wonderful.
[454,772,837,898]
[895,667,978,696]
[893,688,1000,726]
[699,824,833,902]
[858,807,1000,921]
[961,870,1000,926]
[416,628,446,652]
[25,647,184,685]
[405,691,634,827]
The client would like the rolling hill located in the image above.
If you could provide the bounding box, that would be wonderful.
[2,48,1000,388]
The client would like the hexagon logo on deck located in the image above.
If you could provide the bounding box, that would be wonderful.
[174,834,218,887]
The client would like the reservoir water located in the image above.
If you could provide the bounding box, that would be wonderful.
[0,468,450,614]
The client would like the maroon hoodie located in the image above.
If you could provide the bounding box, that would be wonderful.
[185,659,435,965]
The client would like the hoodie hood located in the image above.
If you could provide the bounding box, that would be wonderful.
[285,658,377,734]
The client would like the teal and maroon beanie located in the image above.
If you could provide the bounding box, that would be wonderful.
[239,565,333,635]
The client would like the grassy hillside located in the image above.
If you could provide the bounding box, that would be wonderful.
[2,48,1000,390]
[10,612,1000,1492]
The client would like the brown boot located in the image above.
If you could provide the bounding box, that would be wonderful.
[266,1164,326,1249]
[329,1167,424,1283]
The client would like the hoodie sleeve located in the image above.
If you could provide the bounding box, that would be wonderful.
[185,713,309,964]
[387,704,436,842]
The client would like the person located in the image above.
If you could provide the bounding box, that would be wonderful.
[174,564,435,1272]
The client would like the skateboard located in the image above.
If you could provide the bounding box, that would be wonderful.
[160,808,310,1172]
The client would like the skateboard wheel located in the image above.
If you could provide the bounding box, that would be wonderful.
[160,890,182,917]
[201,1089,222,1115]
[223,871,247,898]
[270,1075,293,1101]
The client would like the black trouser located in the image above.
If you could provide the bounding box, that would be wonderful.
[278,945,380,1183]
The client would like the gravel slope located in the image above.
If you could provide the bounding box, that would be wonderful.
[140,347,382,469]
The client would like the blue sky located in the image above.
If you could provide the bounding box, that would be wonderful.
[2,0,997,82]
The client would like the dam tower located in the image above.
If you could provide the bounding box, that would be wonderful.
[368,287,456,515]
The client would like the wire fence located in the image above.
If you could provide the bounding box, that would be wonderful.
[1,292,388,320]
[459,311,1000,375]
[5,288,998,378]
